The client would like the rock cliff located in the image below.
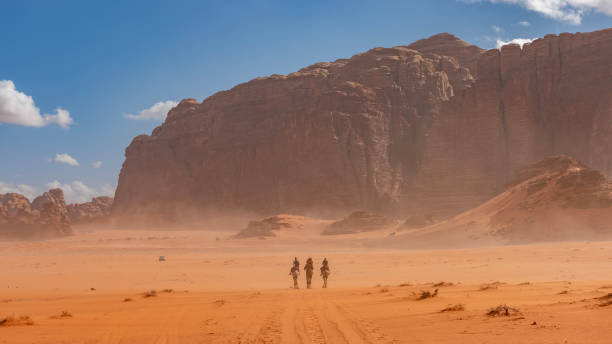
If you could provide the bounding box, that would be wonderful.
[113,28,612,222]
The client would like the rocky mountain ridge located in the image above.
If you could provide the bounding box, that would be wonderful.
[113,28,612,223]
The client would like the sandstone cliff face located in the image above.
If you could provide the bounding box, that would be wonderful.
[114,35,480,222]
[67,197,113,224]
[408,29,612,216]
[0,189,72,238]
[114,29,612,222]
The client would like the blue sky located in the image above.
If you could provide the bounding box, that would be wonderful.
[1,0,610,203]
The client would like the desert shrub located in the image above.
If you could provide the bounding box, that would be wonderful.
[417,289,439,300]
[433,281,454,287]
[440,304,465,312]
[486,304,521,317]
[49,311,72,319]
[597,293,612,307]
[143,290,157,298]
[0,316,34,326]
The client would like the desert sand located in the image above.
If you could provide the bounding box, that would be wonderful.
[1,228,612,343]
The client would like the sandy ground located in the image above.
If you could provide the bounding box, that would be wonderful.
[1,228,612,343]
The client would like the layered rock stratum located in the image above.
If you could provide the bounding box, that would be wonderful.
[0,189,72,238]
[114,29,612,223]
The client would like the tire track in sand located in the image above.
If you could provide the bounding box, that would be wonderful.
[276,291,395,344]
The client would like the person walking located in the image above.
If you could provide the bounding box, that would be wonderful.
[289,263,300,289]
[304,257,314,289]
[320,258,330,288]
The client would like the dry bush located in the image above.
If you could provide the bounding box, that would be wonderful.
[440,304,465,312]
[597,293,612,300]
[123,298,133,302]
[597,293,612,307]
[0,316,34,327]
[417,289,438,300]
[399,283,412,287]
[479,284,499,291]
[486,304,521,317]
[433,281,454,287]
[161,289,174,293]
[380,287,390,293]
[558,290,569,295]
[214,299,225,306]
[49,311,72,319]
[142,290,157,298]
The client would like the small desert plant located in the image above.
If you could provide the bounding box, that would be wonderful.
[0,316,34,327]
[399,283,412,287]
[214,299,225,306]
[49,311,72,319]
[417,289,439,300]
[486,304,521,317]
[161,289,174,293]
[379,287,389,293]
[558,290,569,295]
[479,284,498,291]
[597,293,612,307]
[433,281,454,287]
[440,304,465,313]
[123,298,133,302]
[142,290,157,298]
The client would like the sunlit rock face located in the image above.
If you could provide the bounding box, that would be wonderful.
[113,29,612,223]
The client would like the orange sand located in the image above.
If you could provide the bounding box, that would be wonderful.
[1,229,611,343]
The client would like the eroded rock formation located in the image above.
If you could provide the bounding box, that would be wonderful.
[114,29,612,222]
[67,197,113,224]
[0,189,72,238]
[322,211,397,235]
[233,215,307,239]
[389,156,612,247]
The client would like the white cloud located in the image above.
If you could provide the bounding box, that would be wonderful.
[462,0,612,24]
[100,184,115,197]
[0,181,37,200]
[124,100,178,121]
[0,80,74,128]
[492,25,505,33]
[92,161,102,168]
[496,37,536,48]
[518,20,531,26]
[46,180,115,203]
[52,153,79,166]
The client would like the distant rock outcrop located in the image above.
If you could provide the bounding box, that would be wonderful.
[113,28,612,223]
[322,211,396,235]
[67,196,113,224]
[0,189,71,238]
[233,215,306,239]
[392,156,612,246]
[400,214,436,230]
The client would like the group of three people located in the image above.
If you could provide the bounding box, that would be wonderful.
[289,257,330,289]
